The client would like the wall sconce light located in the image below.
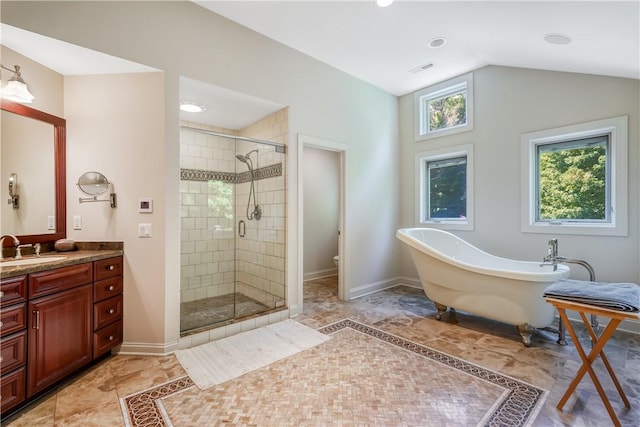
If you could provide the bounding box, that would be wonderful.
[7,173,19,209]
[1,64,35,104]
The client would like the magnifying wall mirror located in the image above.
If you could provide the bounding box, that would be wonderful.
[77,171,117,208]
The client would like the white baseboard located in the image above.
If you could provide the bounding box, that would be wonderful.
[394,276,422,289]
[349,276,421,299]
[303,268,337,281]
[118,341,179,356]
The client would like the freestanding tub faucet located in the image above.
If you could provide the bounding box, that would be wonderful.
[542,238,560,270]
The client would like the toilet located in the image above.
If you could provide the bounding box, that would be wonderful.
[333,255,339,267]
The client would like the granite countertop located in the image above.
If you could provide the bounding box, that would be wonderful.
[0,242,124,279]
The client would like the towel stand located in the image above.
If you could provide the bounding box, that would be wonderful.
[545,297,639,427]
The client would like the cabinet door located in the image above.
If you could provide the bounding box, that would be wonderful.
[27,285,92,397]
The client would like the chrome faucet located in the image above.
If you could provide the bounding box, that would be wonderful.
[15,244,33,259]
[0,234,20,260]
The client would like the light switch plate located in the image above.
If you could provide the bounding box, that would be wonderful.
[138,223,152,238]
[47,216,56,230]
[73,215,82,230]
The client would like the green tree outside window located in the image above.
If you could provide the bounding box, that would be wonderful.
[538,140,607,221]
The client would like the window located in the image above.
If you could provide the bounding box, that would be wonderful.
[521,116,628,236]
[415,73,474,140]
[416,144,474,230]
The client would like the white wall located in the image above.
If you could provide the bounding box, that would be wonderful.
[399,66,639,285]
[2,1,400,352]
[303,146,339,279]
[64,73,167,347]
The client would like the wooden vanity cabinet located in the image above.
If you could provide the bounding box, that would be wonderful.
[92,257,124,358]
[27,264,93,397]
[1,254,124,416]
[0,275,28,414]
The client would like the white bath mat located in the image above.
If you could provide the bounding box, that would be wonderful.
[175,319,330,390]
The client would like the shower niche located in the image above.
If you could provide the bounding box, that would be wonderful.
[179,121,287,335]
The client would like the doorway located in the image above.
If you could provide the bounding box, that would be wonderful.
[298,134,348,309]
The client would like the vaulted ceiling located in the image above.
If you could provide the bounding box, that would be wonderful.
[198,0,640,96]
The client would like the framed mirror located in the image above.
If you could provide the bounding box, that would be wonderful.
[1,99,66,246]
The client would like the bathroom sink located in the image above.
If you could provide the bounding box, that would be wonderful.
[1,256,67,267]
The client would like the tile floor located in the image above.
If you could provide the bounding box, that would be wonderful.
[3,276,639,426]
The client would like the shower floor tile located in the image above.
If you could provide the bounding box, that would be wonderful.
[180,293,270,333]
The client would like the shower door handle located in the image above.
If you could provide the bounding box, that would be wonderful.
[238,220,246,238]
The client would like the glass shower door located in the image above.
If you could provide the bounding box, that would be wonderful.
[179,132,237,333]
[233,139,287,318]
[179,126,286,335]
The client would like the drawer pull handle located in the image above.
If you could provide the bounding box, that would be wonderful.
[0,355,3,362]
[33,310,40,330]
[108,335,115,341]
[0,321,3,328]
[108,285,115,291]
[108,265,115,271]
[0,290,4,298]
[108,308,115,314]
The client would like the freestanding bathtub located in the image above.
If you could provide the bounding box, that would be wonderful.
[396,228,570,346]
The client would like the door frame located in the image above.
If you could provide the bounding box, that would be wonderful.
[297,134,348,309]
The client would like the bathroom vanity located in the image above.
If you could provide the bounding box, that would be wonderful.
[0,249,123,416]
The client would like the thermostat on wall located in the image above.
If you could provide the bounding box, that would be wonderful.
[139,197,153,213]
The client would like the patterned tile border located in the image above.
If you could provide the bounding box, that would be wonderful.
[120,318,547,427]
[319,319,548,427]
[180,163,282,184]
[180,168,236,183]
[120,376,194,427]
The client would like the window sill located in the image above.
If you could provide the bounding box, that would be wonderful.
[419,220,474,231]
[521,222,627,237]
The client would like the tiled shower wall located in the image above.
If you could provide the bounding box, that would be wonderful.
[179,107,288,311]
[180,123,237,303]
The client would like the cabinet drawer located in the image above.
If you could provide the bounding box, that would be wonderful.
[94,295,123,330]
[29,263,93,299]
[1,276,27,308]
[94,257,123,281]
[0,330,26,372]
[0,303,26,337]
[1,366,26,414]
[94,276,123,303]
[93,319,123,359]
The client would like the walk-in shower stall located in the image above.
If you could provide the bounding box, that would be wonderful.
[179,125,286,334]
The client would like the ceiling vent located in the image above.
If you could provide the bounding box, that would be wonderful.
[409,63,435,74]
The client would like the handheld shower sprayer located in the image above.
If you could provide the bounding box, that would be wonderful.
[235,149,258,165]
[236,149,261,221]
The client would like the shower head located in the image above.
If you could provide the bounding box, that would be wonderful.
[235,149,258,164]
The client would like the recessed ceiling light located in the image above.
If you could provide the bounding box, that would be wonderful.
[544,34,572,45]
[376,0,394,7]
[180,102,207,113]
[428,37,447,49]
